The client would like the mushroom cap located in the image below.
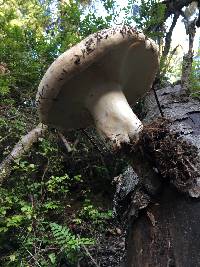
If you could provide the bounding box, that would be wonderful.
[36,26,159,131]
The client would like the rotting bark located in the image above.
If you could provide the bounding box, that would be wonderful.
[113,84,200,267]
[0,123,47,184]
[126,186,200,267]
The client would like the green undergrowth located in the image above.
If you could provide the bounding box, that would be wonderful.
[0,108,116,266]
[2,1,199,266]
[190,49,200,99]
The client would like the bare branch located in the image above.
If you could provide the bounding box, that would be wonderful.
[162,0,195,20]
[78,234,100,267]
[0,123,48,184]
[57,131,72,152]
[162,12,180,58]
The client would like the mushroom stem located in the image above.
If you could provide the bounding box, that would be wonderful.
[85,82,143,147]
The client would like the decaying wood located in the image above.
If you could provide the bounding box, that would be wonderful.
[126,186,200,267]
[0,123,47,184]
[113,84,200,266]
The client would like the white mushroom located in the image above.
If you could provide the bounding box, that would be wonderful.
[36,26,159,148]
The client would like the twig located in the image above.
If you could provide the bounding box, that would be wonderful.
[78,235,100,267]
[152,80,164,117]
[41,159,49,181]
[0,133,12,144]
[40,159,49,202]
[23,246,42,267]
[57,131,72,152]
[82,129,105,157]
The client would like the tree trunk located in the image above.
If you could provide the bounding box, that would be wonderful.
[126,186,200,267]
[117,84,200,267]
[181,20,196,91]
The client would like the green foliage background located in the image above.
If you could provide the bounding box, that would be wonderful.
[0,0,199,266]
[0,1,123,265]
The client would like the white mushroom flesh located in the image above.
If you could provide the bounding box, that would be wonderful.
[85,82,143,147]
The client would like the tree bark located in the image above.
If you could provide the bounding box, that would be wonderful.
[181,20,196,91]
[147,0,198,34]
[162,13,179,58]
[126,186,200,267]
[162,0,195,20]
[116,84,200,266]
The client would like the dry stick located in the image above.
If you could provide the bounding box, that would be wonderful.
[152,80,164,117]
[40,159,49,203]
[77,235,100,267]
[57,131,72,152]
[82,129,105,156]
[23,246,42,267]
[0,123,48,184]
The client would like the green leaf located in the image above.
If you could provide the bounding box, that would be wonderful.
[48,253,56,264]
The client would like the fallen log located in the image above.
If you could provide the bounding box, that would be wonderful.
[126,186,200,267]
[114,84,200,266]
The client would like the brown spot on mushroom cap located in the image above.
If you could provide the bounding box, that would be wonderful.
[36,26,159,131]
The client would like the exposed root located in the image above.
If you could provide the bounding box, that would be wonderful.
[135,118,200,194]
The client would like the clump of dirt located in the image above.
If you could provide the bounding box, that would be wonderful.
[137,118,200,194]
